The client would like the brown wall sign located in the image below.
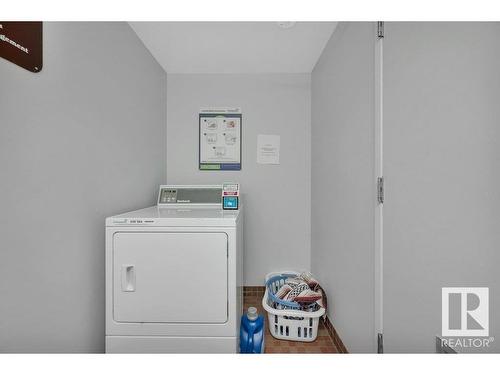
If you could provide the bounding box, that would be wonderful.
[0,22,43,73]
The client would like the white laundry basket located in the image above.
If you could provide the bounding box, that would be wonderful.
[262,271,325,342]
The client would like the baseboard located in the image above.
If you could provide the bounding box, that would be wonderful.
[324,315,349,353]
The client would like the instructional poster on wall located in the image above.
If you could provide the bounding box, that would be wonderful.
[199,108,242,170]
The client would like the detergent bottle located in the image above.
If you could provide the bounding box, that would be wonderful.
[240,307,265,353]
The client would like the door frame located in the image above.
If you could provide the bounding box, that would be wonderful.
[373,21,384,353]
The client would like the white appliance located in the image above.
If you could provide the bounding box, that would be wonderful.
[105,185,243,353]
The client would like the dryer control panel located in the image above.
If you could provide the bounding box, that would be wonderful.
[222,183,239,210]
[158,185,222,205]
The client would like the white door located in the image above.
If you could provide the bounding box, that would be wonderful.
[113,232,228,323]
[382,22,500,352]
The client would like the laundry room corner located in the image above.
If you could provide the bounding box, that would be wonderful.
[165,74,312,286]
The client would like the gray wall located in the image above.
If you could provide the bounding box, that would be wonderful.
[311,23,375,353]
[166,74,311,285]
[383,22,500,353]
[0,22,166,352]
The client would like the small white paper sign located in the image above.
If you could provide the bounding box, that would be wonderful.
[257,134,280,164]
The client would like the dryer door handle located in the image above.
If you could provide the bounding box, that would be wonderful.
[121,265,136,292]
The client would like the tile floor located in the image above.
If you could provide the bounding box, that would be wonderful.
[243,288,338,353]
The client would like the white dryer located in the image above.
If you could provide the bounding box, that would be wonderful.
[105,185,243,353]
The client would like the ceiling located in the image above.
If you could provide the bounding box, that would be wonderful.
[129,22,337,74]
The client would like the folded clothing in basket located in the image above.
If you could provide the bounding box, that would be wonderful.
[275,272,327,311]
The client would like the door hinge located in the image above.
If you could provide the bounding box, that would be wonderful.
[377,21,384,38]
[378,333,384,353]
[377,177,384,204]
[436,336,457,354]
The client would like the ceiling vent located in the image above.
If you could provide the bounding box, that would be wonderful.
[277,22,296,29]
